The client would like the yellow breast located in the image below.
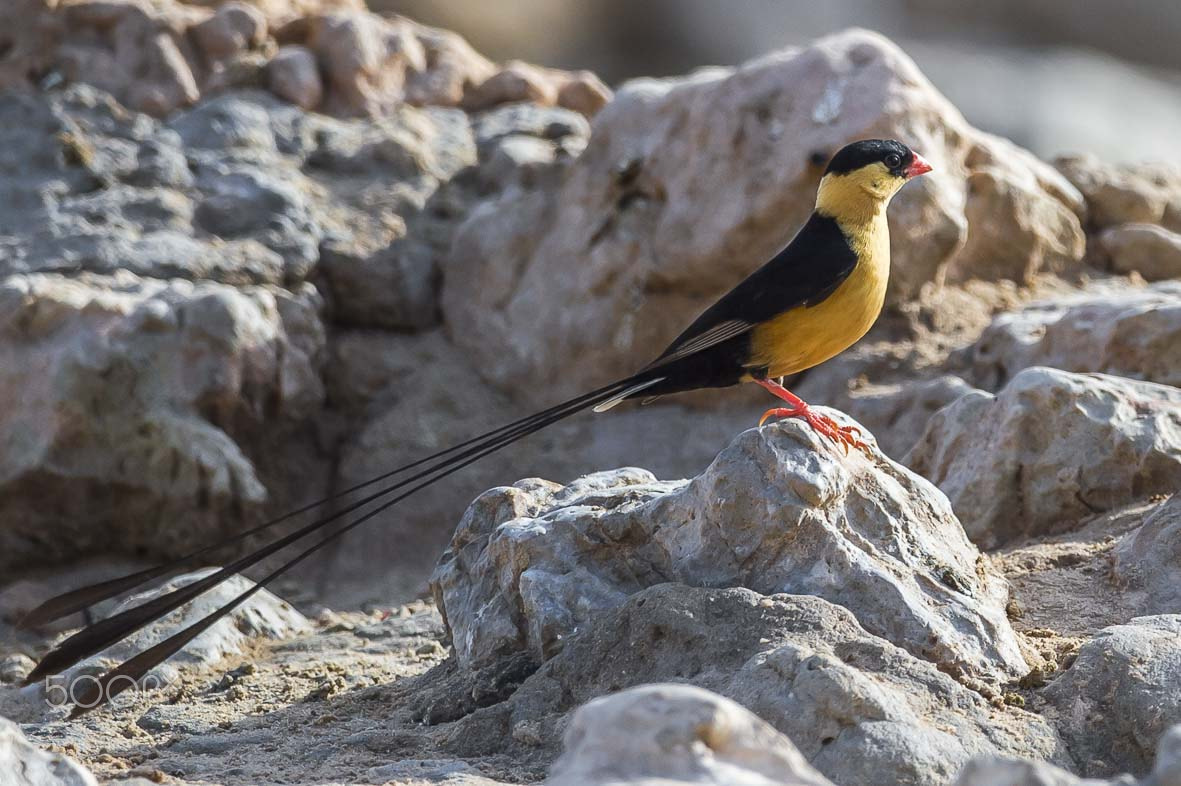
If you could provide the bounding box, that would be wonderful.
[747,214,890,378]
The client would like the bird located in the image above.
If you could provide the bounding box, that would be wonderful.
[21,138,931,714]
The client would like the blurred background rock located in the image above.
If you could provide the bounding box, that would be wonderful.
[376,0,1181,163]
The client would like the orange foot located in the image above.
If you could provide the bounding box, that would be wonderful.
[753,377,869,454]
[758,404,867,453]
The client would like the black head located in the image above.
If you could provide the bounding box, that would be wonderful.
[823,139,927,179]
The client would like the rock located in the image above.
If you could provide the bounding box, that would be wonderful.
[56,1,202,117]
[555,71,612,117]
[190,2,267,61]
[433,415,1026,684]
[400,25,498,108]
[905,368,1181,548]
[268,45,324,110]
[547,683,836,786]
[1042,616,1181,778]
[962,282,1181,390]
[305,11,421,117]
[1055,154,1181,231]
[464,61,560,112]
[49,569,309,701]
[442,30,1085,402]
[1113,495,1181,616]
[1100,223,1181,280]
[0,0,605,121]
[445,585,1063,786]
[0,272,326,570]
[952,757,1125,785]
[319,236,438,330]
[1152,726,1181,786]
[0,655,35,684]
[835,375,977,458]
[0,717,98,786]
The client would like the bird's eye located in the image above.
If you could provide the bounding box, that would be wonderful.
[885,153,902,169]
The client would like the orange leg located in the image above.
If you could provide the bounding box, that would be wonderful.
[753,378,868,454]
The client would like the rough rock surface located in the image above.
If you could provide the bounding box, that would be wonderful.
[0,0,610,120]
[547,683,836,786]
[1113,495,1181,615]
[954,724,1181,786]
[444,585,1063,786]
[906,367,1181,548]
[0,717,97,786]
[1,10,1180,786]
[0,272,324,569]
[1042,617,1181,779]
[433,417,1027,684]
[1100,223,1181,281]
[1054,154,1181,232]
[961,282,1181,390]
[0,78,594,573]
[442,29,1085,401]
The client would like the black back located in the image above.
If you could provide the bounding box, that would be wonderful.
[643,212,858,394]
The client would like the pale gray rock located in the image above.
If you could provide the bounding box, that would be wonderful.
[1055,154,1181,232]
[0,272,325,569]
[1151,726,1181,786]
[906,368,1181,547]
[1042,617,1181,779]
[953,757,1133,785]
[547,683,836,786]
[1113,495,1181,619]
[0,717,97,786]
[839,375,977,458]
[442,30,1084,403]
[1100,223,1181,281]
[962,283,1181,390]
[168,91,282,153]
[433,416,1027,683]
[447,585,1063,786]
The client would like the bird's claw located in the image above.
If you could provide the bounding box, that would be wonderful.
[759,406,870,454]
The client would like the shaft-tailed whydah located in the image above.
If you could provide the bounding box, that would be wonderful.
[23,139,932,715]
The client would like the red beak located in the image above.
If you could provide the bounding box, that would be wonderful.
[905,152,933,178]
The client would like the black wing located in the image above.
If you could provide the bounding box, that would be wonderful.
[643,213,858,390]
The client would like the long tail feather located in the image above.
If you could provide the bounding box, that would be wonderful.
[27,375,649,702]
[20,378,635,629]
[68,399,566,715]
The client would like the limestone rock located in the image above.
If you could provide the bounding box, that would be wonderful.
[1042,616,1181,778]
[836,375,977,459]
[267,45,324,110]
[1055,154,1181,232]
[0,272,325,569]
[962,283,1181,390]
[1100,223,1181,281]
[1113,495,1181,616]
[547,683,836,786]
[0,717,97,786]
[190,2,267,61]
[442,29,1084,402]
[952,757,1129,785]
[906,368,1181,548]
[447,585,1063,786]
[432,416,1027,684]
